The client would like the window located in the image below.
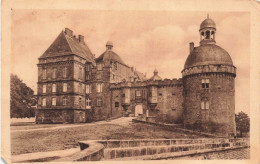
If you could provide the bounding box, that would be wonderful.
[43,68,47,79]
[52,84,56,92]
[42,98,46,107]
[63,97,68,105]
[122,93,125,98]
[86,73,91,80]
[97,63,103,70]
[79,96,82,105]
[86,64,91,71]
[206,31,210,39]
[78,67,83,80]
[96,83,103,93]
[42,85,46,93]
[63,83,67,92]
[86,84,91,94]
[115,102,119,107]
[52,68,57,79]
[63,67,67,78]
[136,90,142,97]
[113,62,118,70]
[52,97,56,106]
[97,98,102,107]
[96,72,102,80]
[202,79,209,89]
[86,98,91,109]
[201,101,209,109]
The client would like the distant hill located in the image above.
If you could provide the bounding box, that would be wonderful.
[11,74,35,118]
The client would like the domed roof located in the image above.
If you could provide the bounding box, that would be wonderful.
[184,44,233,69]
[96,41,126,66]
[106,41,113,46]
[148,69,162,81]
[200,17,216,30]
[96,50,125,65]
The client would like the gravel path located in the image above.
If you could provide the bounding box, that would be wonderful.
[11,117,134,133]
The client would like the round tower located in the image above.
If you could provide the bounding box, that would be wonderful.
[182,15,236,137]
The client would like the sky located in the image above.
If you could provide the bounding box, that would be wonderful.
[11,10,250,114]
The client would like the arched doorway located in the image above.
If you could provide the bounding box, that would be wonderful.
[135,105,143,117]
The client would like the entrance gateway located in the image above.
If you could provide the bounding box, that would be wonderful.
[134,105,143,117]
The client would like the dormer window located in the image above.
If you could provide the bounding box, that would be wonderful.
[86,64,91,71]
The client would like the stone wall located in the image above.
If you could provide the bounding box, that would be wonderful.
[35,109,74,124]
[110,79,183,122]
[183,71,236,137]
[78,138,249,160]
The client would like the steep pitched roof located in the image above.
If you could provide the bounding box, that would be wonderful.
[134,70,147,81]
[39,30,95,64]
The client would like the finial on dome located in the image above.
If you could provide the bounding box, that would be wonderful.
[154,69,158,75]
[207,13,209,19]
[106,41,113,50]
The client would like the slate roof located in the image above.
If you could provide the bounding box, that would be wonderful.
[39,30,95,64]
[200,17,216,30]
[96,50,126,66]
[148,69,162,81]
[184,44,233,69]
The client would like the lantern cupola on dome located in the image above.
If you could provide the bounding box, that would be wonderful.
[199,14,216,45]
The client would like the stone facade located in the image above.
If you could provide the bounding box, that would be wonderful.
[36,16,237,137]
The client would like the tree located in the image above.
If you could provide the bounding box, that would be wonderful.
[235,111,250,137]
[10,74,35,118]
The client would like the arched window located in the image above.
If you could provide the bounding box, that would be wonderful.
[206,31,210,39]
[115,102,119,107]
[201,32,204,36]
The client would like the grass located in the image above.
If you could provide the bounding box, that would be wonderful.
[11,122,202,155]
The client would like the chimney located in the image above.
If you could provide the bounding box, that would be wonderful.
[65,28,73,37]
[79,35,84,43]
[189,42,194,53]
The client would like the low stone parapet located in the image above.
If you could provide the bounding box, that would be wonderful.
[53,141,104,161]
[77,138,249,160]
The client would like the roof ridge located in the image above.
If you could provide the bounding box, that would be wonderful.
[63,32,74,54]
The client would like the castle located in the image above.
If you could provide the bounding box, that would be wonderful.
[36,16,236,137]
